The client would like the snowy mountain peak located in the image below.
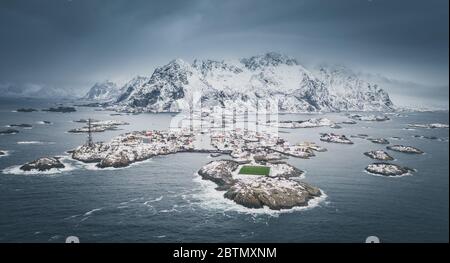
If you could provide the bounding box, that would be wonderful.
[241,52,298,70]
[83,81,119,101]
[116,76,150,103]
[192,59,243,76]
[110,53,394,113]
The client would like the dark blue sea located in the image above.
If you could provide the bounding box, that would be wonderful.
[0,98,448,242]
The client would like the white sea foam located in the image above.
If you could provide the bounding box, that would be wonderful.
[0,150,9,158]
[159,205,180,213]
[143,196,163,206]
[84,208,103,216]
[17,141,55,145]
[363,170,412,178]
[189,174,327,216]
[36,121,52,125]
[69,156,154,171]
[2,156,77,176]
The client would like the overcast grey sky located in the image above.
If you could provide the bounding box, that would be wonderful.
[0,0,448,107]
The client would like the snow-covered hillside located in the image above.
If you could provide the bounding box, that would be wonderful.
[82,81,119,102]
[110,52,394,113]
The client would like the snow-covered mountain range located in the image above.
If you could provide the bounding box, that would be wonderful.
[82,81,120,102]
[91,52,395,113]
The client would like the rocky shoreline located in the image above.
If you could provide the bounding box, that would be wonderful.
[198,159,321,210]
[387,145,424,154]
[19,157,65,172]
[320,133,353,144]
[365,163,414,177]
[364,150,394,161]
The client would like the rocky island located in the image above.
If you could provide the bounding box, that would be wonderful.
[364,150,394,161]
[277,118,334,128]
[37,121,53,125]
[42,106,77,113]
[320,133,353,144]
[198,159,321,210]
[367,138,390,144]
[69,119,129,133]
[0,129,19,135]
[387,145,424,154]
[349,114,389,122]
[71,129,197,168]
[408,123,449,129]
[16,108,38,112]
[365,163,413,177]
[19,157,65,172]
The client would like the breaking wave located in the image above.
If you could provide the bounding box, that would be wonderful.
[17,141,55,145]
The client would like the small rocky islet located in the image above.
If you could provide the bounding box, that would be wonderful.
[364,150,394,161]
[16,108,38,112]
[276,117,334,128]
[198,159,321,210]
[68,119,129,133]
[367,138,390,144]
[408,123,449,129]
[320,133,353,144]
[9,124,33,128]
[42,106,77,113]
[365,163,414,177]
[387,145,424,154]
[349,114,390,122]
[0,129,19,135]
[19,157,65,172]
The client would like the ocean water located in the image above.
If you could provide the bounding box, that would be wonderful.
[0,98,448,243]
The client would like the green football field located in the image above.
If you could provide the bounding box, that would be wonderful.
[238,166,270,176]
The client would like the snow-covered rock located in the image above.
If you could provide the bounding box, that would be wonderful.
[71,130,196,168]
[68,120,129,133]
[197,159,321,210]
[20,157,65,172]
[83,81,120,102]
[387,145,424,154]
[320,133,353,144]
[408,123,449,129]
[197,160,239,190]
[365,163,413,177]
[367,138,390,144]
[349,114,390,121]
[224,177,321,210]
[111,52,394,113]
[278,117,334,128]
[0,129,19,135]
[364,150,394,161]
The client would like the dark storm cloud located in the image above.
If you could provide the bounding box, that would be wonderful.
[0,0,448,106]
